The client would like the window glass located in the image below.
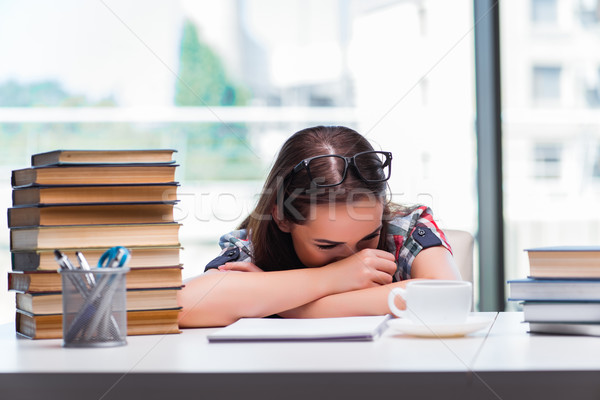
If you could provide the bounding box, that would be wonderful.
[533,143,562,179]
[0,0,477,322]
[593,145,600,177]
[579,0,600,27]
[502,0,600,308]
[584,68,600,106]
[531,0,558,24]
[532,66,561,103]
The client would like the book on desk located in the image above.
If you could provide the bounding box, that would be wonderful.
[7,149,184,339]
[8,201,179,227]
[16,287,181,314]
[10,223,182,251]
[207,315,391,342]
[522,301,600,323]
[508,278,600,301]
[12,183,179,206]
[16,308,181,339]
[12,164,178,187]
[509,246,600,336]
[8,266,182,292]
[11,245,182,271]
[31,149,177,166]
[525,246,600,278]
[14,285,182,339]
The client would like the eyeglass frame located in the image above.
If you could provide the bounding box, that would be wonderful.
[284,150,393,188]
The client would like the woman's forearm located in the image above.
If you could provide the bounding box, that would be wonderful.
[278,280,416,319]
[178,268,333,327]
[178,248,400,327]
[279,246,461,319]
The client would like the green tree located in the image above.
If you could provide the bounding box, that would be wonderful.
[173,19,260,181]
[175,20,248,106]
[0,79,116,107]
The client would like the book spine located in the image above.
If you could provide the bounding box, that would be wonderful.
[8,273,32,292]
[11,252,41,271]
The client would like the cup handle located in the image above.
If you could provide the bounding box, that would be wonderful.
[388,287,408,317]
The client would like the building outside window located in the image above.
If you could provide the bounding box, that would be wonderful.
[584,67,600,107]
[533,143,562,179]
[531,0,558,24]
[593,145,600,178]
[533,66,561,104]
[502,0,600,307]
[579,0,600,26]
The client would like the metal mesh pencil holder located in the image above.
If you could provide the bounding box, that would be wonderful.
[59,267,129,348]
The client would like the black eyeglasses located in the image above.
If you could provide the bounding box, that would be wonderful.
[285,151,392,188]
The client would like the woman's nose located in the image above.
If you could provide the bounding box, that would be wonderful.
[339,244,359,258]
[329,244,360,263]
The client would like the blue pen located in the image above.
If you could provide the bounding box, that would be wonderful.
[97,246,129,269]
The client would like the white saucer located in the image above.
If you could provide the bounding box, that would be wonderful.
[386,316,494,338]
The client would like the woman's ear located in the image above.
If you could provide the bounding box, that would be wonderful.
[271,206,292,232]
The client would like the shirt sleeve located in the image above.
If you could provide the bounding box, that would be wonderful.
[204,229,252,272]
[388,206,452,281]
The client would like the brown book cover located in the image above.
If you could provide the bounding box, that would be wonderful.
[10,223,181,251]
[12,183,179,206]
[31,149,177,166]
[11,246,182,271]
[16,308,182,339]
[12,164,177,188]
[8,266,183,293]
[16,287,181,314]
[526,246,600,278]
[8,202,177,227]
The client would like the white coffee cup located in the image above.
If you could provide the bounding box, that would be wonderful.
[387,280,472,325]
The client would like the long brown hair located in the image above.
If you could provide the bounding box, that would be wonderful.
[239,126,394,271]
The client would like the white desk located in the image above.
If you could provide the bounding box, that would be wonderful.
[1,312,600,400]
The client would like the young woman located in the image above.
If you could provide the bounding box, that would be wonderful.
[178,126,460,327]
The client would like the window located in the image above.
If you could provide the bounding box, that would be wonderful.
[502,0,600,300]
[584,68,600,107]
[579,0,600,27]
[593,145,600,178]
[533,66,561,103]
[0,0,477,322]
[531,0,558,24]
[533,143,562,179]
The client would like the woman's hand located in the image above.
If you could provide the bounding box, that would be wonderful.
[218,261,264,273]
[323,248,396,292]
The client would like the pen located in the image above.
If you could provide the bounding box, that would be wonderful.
[54,249,76,271]
[75,251,91,270]
[97,246,129,269]
[55,250,89,296]
[107,247,126,268]
[55,249,96,340]
[76,251,95,286]
[83,247,130,341]
[57,248,124,343]
[65,273,112,342]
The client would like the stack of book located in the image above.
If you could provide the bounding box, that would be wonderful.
[8,149,183,339]
[508,246,600,336]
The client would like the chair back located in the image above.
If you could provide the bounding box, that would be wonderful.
[443,229,474,284]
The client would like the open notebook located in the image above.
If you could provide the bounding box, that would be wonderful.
[207,315,391,342]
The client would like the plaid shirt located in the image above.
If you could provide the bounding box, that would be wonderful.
[386,205,452,281]
[213,205,451,280]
